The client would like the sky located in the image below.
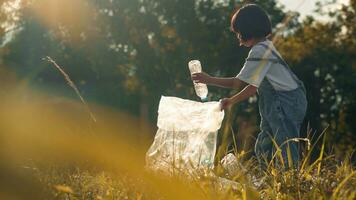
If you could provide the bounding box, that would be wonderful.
[278,0,349,20]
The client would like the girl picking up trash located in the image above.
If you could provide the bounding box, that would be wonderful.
[192,4,307,170]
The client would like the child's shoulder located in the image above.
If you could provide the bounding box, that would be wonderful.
[249,40,275,58]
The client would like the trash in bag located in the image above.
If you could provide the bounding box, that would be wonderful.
[146,96,224,175]
[221,153,247,178]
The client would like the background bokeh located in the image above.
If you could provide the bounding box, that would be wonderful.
[0,0,355,160]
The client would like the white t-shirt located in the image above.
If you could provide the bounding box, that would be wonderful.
[236,40,298,91]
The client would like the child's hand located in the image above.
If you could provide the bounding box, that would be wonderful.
[191,72,211,84]
[220,98,232,111]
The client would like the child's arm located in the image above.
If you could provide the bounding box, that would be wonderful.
[191,72,244,89]
[220,85,257,110]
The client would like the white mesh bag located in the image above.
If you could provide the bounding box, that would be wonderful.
[146,96,224,175]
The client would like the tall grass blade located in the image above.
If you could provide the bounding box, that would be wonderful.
[268,132,285,169]
[300,126,329,172]
[286,142,293,169]
[44,56,97,123]
[317,130,327,175]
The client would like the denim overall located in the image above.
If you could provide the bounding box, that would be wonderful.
[251,43,307,170]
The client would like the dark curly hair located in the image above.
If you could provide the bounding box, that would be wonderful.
[230,4,272,41]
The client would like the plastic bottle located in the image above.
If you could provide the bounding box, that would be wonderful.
[221,153,239,177]
[221,153,247,177]
[188,60,208,102]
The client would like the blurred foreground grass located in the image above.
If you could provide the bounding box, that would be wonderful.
[0,73,355,200]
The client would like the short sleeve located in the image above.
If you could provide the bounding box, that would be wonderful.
[236,45,272,87]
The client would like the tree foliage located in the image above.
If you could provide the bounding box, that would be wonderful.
[276,0,356,153]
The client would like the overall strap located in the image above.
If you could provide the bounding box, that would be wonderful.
[256,43,299,82]
[251,43,305,92]
[246,57,281,63]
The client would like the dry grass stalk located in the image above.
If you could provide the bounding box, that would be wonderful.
[44,56,97,123]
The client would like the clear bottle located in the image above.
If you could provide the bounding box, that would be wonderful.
[188,60,208,102]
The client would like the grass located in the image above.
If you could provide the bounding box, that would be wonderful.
[22,147,354,200]
[0,85,355,200]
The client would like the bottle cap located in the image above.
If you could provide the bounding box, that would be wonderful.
[201,97,208,102]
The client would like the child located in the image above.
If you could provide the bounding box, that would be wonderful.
[192,4,307,170]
